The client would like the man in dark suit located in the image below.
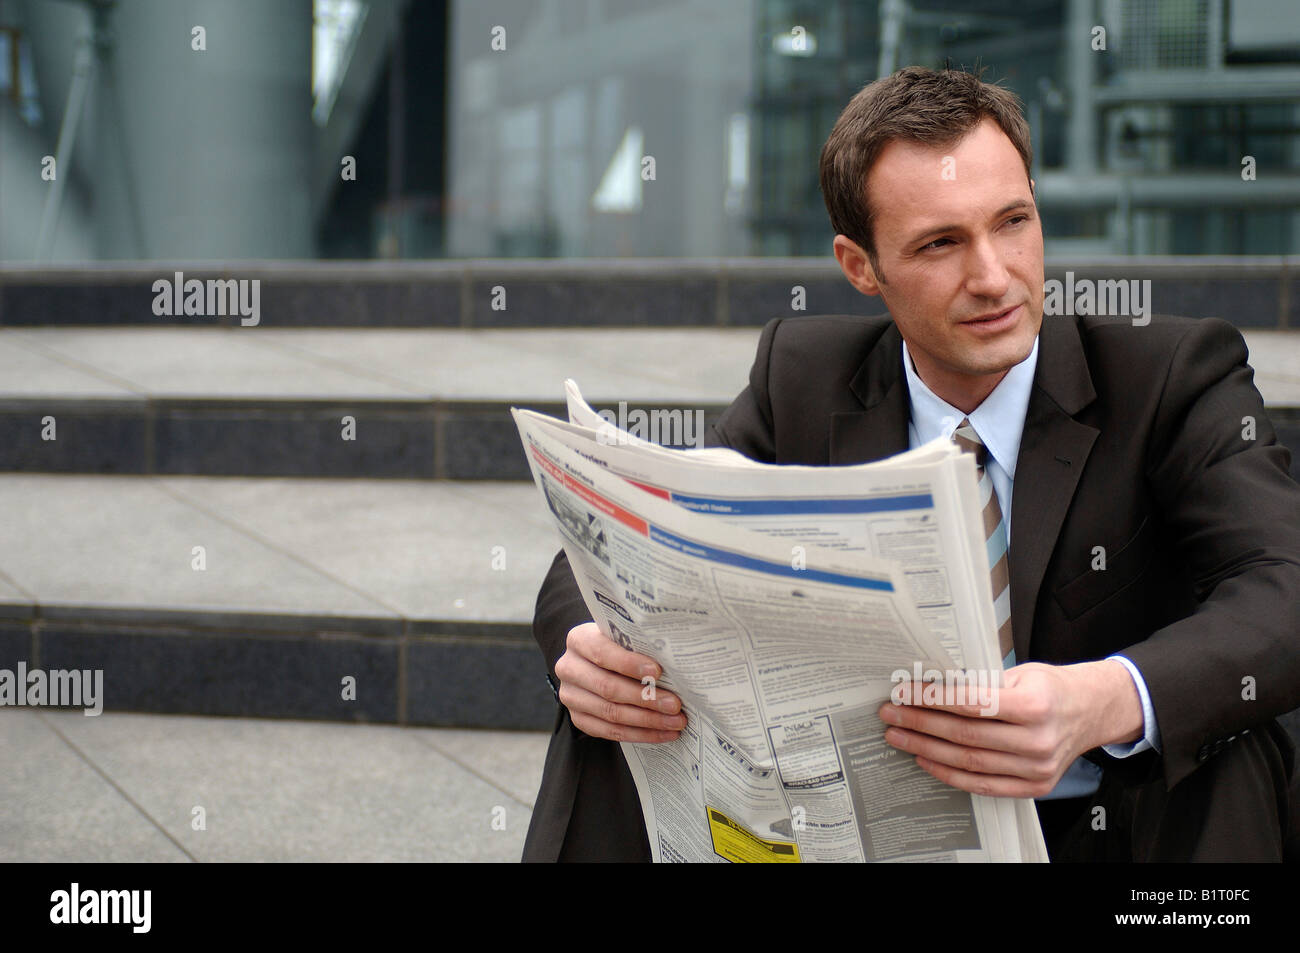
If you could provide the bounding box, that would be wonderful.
[522,67,1300,862]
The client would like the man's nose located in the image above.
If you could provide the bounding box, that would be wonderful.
[963,235,1011,300]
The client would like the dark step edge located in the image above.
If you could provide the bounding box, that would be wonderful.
[0,609,549,730]
[0,398,732,480]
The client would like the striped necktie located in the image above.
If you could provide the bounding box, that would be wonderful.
[951,418,1015,667]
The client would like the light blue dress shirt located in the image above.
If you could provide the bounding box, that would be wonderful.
[900,335,1161,800]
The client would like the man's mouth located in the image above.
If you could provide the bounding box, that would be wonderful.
[960,304,1020,328]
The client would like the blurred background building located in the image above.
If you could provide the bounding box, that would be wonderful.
[1,0,1298,262]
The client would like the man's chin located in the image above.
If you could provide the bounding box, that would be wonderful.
[952,336,1035,377]
[964,317,1038,362]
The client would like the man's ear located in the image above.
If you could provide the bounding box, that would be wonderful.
[1030,177,1036,203]
[833,234,883,297]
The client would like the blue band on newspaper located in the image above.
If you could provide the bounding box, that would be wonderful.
[669,493,933,515]
[647,525,895,591]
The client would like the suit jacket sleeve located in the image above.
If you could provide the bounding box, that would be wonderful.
[1117,316,1300,790]
[531,318,787,685]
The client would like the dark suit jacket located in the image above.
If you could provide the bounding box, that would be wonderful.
[522,311,1300,862]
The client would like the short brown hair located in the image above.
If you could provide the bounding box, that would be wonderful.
[818,65,1033,282]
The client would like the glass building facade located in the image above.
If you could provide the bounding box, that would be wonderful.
[1,0,1297,261]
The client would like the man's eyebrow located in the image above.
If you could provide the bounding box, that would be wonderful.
[903,200,1035,247]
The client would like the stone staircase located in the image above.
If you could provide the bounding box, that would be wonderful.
[2,259,1297,731]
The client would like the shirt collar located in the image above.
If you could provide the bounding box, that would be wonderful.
[901,333,1040,478]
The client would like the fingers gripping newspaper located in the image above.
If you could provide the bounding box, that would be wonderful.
[513,381,1048,863]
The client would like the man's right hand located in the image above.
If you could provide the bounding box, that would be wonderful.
[554,621,687,743]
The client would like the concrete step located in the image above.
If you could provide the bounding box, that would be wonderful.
[0,326,754,479]
[0,474,565,730]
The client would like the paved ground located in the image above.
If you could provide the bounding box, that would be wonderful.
[0,708,551,862]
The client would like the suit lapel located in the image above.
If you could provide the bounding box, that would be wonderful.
[826,314,1099,663]
[1007,316,1098,662]
[829,321,911,465]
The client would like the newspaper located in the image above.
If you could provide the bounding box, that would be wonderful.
[513,381,1048,863]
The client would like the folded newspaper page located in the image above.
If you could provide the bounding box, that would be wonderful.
[514,383,1048,863]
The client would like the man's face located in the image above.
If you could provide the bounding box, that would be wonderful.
[833,117,1044,410]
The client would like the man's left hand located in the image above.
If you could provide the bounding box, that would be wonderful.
[877,659,1144,798]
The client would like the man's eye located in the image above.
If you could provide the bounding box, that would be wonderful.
[921,216,1028,251]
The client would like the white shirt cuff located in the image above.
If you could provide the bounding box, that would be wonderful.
[1100,654,1162,757]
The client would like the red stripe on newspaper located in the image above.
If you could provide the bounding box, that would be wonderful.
[626,478,670,500]
[529,444,649,535]
[529,444,566,482]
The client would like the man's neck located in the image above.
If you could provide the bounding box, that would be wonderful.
[909,361,1009,415]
